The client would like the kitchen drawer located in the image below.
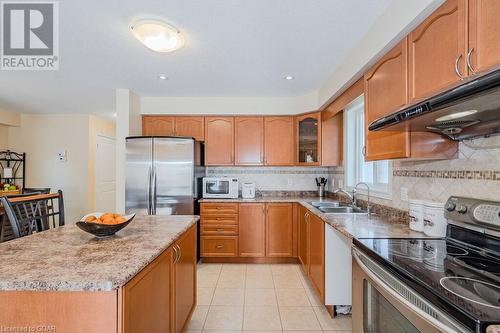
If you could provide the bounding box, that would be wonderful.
[201,215,238,225]
[201,225,238,236]
[201,236,238,257]
[201,203,238,215]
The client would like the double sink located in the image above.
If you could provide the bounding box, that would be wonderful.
[309,201,367,214]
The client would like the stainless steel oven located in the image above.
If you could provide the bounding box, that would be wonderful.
[352,247,471,333]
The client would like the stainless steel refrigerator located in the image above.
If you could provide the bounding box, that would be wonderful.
[125,136,204,215]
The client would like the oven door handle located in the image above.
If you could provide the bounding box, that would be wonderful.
[352,248,467,333]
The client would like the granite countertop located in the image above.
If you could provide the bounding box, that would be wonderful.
[200,197,428,240]
[0,215,198,292]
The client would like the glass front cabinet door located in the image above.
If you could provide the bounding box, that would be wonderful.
[296,112,321,165]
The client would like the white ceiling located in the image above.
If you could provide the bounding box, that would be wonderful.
[0,0,393,116]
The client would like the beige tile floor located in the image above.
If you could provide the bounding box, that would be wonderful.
[184,263,352,333]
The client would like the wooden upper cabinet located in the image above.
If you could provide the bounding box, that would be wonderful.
[205,117,234,166]
[264,117,295,166]
[468,0,500,74]
[365,38,411,160]
[409,0,468,102]
[266,203,294,257]
[296,112,322,166]
[321,112,343,166]
[175,117,205,141]
[142,116,175,136]
[238,203,266,257]
[235,117,264,165]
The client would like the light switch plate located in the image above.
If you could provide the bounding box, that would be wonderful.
[400,187,408,201]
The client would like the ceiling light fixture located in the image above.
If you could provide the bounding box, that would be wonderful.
[157,74,168,80]
[131,19,184,53]
[284,75,295,80]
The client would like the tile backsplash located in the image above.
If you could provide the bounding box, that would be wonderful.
[368,136,500,210]
[206,166,343,192]
[207,136,500,213]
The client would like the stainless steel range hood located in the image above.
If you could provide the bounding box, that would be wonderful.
[368,68,500,141]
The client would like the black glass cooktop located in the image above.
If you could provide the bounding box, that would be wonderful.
[354,233,500,332]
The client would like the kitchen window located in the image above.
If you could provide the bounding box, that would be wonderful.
[344,95,391,198]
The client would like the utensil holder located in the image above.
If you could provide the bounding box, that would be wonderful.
[318,184,325,197]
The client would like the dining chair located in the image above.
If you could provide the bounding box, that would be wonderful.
[0,190,65,239]
[22,187,51,195]
[0,193,36,242]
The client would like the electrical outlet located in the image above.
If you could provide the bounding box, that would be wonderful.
[287,178,293,186]
[338,179,344,189]
[57,150,67,162]
[400,187,408,201]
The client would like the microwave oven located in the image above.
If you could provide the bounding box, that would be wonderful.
[202,177,239,199]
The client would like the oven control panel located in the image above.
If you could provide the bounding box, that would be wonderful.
[445,196,500,230]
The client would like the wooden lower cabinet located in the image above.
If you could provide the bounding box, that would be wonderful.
[266,203,294,257]
[298,204,309,270]
[308,213,325,301]
[122,249,172,333]
[173,225,197,333]
[238,203,266,257]
[201,236,239,257]
[122,224,197,333]
[200,202,295,259]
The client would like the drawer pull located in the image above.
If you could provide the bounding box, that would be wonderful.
[216,218,222,220]
[216,245,224,249]
[216,228,223,232]
[216,207,222,210]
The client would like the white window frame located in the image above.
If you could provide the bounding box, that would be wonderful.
[343,94,392,200]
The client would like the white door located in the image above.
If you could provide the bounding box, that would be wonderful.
[95,135,116,212]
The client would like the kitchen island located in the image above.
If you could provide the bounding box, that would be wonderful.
[0,215,198,333]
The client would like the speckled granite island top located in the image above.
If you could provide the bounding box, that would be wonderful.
[0,215,198,292]
[201,197,428,240]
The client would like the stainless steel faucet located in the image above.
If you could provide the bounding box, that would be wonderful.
[333,182,372,216]
[354,182,372,216]
[332,188,355,205]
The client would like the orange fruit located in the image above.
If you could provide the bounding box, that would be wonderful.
[84,215,97,223]
[101,213,114,220]
[115,216,126,224]
[101,217,115,225]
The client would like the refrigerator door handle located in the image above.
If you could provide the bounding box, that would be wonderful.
[152,166,157,215]
[148,166,153,215]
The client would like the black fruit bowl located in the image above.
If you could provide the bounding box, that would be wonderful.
[76,213,135,238]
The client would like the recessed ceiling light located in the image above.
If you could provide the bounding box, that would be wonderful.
[436,110,478,122]
[157,74,168,80]
[284,75,295,80]
[131,19,184,53]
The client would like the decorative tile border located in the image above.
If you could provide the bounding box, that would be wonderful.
[393,169,500,181]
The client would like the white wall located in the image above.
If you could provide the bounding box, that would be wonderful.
[141,93,318,115]
[0,125,9,149]
[115,89,141,213]
[8,114,90,222]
